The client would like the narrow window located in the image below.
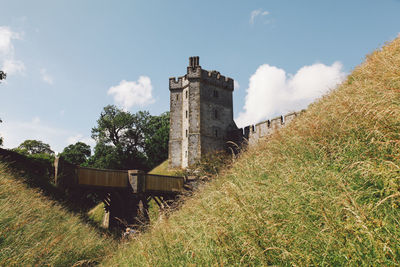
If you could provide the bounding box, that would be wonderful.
[186,129,188,137]
[213,90,219,98]
[215,129,218,137]
[176,94,178,100]
[214,109,218,119]
[185,110,188,118]
[185,90,188,99]
[185,151,188,157]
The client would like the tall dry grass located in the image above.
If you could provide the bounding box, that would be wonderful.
[103,37,400,266]
[0,162,116,266]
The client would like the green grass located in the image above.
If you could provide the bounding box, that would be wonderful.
[0,162,116,266]
[102,37,400,266]
[148,159,182,176]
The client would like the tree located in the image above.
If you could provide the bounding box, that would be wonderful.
[90,105,150,170]
[144,112,170,168]
[60,142,91,166]
[15,140,54,155]
[13,139,55,178]
[86,142,122,169]
[89,105,171,170]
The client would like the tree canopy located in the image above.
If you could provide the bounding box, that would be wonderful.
[89,105,169,171]
[60,142,91,166]
[15,140,54,155]
[144,111,170,168]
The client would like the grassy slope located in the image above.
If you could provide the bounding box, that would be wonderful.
[0,162,116,266]
[104,38,400,266]
[148,159,183,176]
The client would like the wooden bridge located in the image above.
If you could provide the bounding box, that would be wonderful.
[54,158,184,229]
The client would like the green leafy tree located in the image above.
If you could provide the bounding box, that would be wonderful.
[89,105,170,170]
[90,105,150,170]
[144,112,170,168]
[87,142,123,169]
[15,139,54,155]
[60,142,91,166]
[12,139,55,179]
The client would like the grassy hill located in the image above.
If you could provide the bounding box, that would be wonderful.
[103,37,400,266]
[0,161,116,266]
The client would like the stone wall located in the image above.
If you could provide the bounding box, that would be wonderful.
[169,57,236,168]
[169,56,302,169]
[233,111,301,147]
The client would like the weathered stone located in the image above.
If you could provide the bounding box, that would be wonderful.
[168,57,302,169]
[169,57,236,168]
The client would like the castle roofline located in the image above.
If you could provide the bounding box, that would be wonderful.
[169,56,234,91]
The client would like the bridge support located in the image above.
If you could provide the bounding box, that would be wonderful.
[104,190,150,230]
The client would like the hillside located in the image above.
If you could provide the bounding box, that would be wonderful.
[0,161,116,266]
[103,37,400,266]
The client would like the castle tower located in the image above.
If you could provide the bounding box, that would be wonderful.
[169,56,236,168]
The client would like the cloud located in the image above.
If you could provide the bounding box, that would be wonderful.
[0,117,90,153]
[250,9,270,24]
[0,26,24,76]
[235,62,346,127]
[40,68,53,84]
[234,80,240,90]
[0,26,21,56]
[107,76,155,110]
[3,59,25,75]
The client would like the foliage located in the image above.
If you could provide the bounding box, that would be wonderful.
[14,139,54,155]
[144,111,170,168]
[86,142,123,169]
[60,142,91,166]
[103,37,400,266]
[12,140,55,180]
[89,105,169,170]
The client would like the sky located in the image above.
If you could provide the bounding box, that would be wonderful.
[0,0,399,153]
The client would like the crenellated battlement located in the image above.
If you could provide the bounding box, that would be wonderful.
[231,110,304,147]
[169,56,303,169]
[169,56,236,168]
[201,69,234,90]
[169,76,183,89]
[169,75,190,90]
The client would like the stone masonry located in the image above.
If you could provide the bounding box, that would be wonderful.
[169,57,237,168]
[169,57,300,169]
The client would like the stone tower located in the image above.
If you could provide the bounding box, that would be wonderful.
[169,56,237,168]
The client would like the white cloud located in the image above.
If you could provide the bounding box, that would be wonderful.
[107,76,155,110]
[0,117,91,154]
[234,80,240,90]
[3,59,25,75]
[235,62,346,127]
[250,9,270,25]
[0,26,24,76]
[40,68,53,84]
[0,26,21,56]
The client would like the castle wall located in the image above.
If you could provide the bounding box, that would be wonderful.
[243,111,300,146]
[169,76,189,168]
[187,74,201,167]
[200,69,235,156]
[169,57,236,169]
[169,57,301,169]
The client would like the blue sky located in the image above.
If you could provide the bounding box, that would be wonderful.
[0,0,399,152]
